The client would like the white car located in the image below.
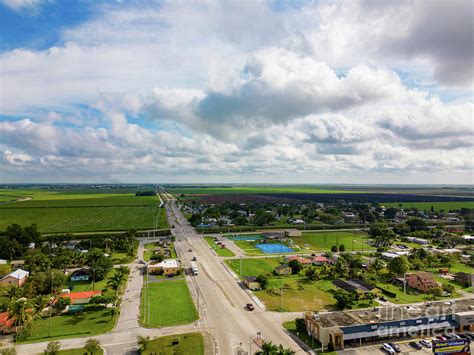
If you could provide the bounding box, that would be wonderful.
[420,339,432,348]
[382,343,395,354]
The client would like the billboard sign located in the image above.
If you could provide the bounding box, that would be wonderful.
[433,339,471,355]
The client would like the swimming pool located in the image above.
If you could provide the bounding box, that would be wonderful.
[256,243,294,254]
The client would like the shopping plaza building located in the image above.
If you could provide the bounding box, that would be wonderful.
[304,298,474,350]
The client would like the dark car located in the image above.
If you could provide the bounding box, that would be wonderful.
[379,296,388,302]
[409,341,422,350]
[192,256,197,261]
[246,303,254,311]
[388,343,401,353]
[188,249,192,252]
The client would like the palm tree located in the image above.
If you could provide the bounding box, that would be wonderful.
[256,341,278,355]
[32,295,49,318]
[3,287,22,304]
[107,270,126,296]
[8,299,32,330]
[84,339,101,354]
[137,335,150,353]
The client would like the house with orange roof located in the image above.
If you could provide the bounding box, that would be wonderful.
[58,290,102,305]
[0,312,14,334]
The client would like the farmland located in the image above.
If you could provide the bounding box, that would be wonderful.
[0,188,168,233]
[385,201,474,211]
[169,186,366,195]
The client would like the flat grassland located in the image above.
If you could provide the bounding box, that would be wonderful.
[203,237,235,257]
[292,231,374,252]
[21,309,116,342]
[140,279,198,327]
[143,333,204,355]
[385,201,474,211]
[0,189,168,233]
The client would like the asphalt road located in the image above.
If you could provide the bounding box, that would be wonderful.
[166,198,304,355]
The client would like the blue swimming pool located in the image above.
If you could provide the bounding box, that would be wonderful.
[256,243,294,254]
[230,234,264,241]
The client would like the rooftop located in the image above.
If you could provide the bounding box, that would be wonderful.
[2,269,29,280]
[310,298,474,328]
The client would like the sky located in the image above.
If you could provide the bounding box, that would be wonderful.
[0,0,473,184]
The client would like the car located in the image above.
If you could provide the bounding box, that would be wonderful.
[388,343,401,353]
[409,341,422,350]
[138,259,147,265]
[379,296,388,302]
[188,249,192,252]
[382,343,395,354]
[458,334,470,339]
[436,335,447,340]
[192,256,197,261]
[465,333,474,340]
[420,339,432,348]
[443,333,455,339]
[246,303,254,311]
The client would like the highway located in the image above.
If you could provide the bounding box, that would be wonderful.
[165,197,304,354]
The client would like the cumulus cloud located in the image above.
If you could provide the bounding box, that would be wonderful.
[0,0,50,12]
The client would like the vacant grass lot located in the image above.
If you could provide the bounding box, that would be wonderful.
[20,309,116,342]
[140,279,198,327]
[292,231,373,252]
[143,333,204,355]
[203,237,235,257]
[232,240,269,255]
[385,201,474,211]
[226,257,280,276]
[0,205,167,233]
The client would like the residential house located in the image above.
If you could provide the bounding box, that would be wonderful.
[406,237,429,245]
[274,265,292,276]
[70,269,91,282]
[0,269,29,287]
[0,312,14,334]
[243,276,261,290]
[10,260,25,270]
[285,255,313,266]
[312,255,334,265]
[454,272,474,287]
[58,290,102,305]
[405,272,439,292]
[147,259,181,276]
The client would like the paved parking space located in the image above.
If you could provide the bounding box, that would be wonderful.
[341,341,474,354]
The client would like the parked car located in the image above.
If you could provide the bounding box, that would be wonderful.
[246,303,254,311]
[465,333,474,340]
[379,296,388,302]
[388,343,401,353]
[436,335,447,340]
[458,334,470,339]
[382,343,395,354]
[409,341,422,350]
[420,339,432,348]
[188,249,192,252]
[451,334,461,339]
[192,256,197,261]
[138,259,147,265]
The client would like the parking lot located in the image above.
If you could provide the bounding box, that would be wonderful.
[341,340,474,354]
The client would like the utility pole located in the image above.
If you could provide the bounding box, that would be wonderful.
[49,272,53,337]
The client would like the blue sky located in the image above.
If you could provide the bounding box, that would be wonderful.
[0,0,472,184]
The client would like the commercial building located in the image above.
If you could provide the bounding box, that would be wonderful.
[304,298,474,350]
[147,259,181,276]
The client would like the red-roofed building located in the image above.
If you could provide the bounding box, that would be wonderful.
[285,256,313,265]
[0,312,14,334]
[313,255,334,265]
[58,291,101,305]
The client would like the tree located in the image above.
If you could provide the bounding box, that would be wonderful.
[304,267,318,282]
[107,270,126,297]
[43,341,60,355]
[85,339,101,354]
[388,256,410,276]
[8,298,32,329]
[339,244,345,252]
[256,274,269,289]
[406,218,428,232]
[53,297,71,312]
[331,245,338,253]
[288,260,302,274]
[28,269,66,295]
[85,248,113,286]
[2,286,23,304]
[24,251,52,273]
[137,335,150,353]
[256,341,278,355]
[295,318,306,333]
[32,295,49,318]
[333,290,355,310]
[0,347,16,355]
[374,229,395,248]
[442,284,455,295]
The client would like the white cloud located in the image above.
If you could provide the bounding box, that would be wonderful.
[1,0,50,12]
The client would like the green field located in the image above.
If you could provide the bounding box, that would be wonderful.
[0,205,167,233]
[140,279,198,327]
[143,333,204,355]
[20,309,116,342]
[203,237,235,257]
[292,231,373,252]
[170,186,365,195]
[226,257,280,276]
[70,269,129,297]
[385,201,474,211]
[1,195,159,208]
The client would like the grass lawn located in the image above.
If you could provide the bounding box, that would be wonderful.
[143,333,204,355]
[292,231,374,252]
[20,309,116,342]
[283,320,318,349]
[140,279,198,327]
[233,240,267,256]
[69,269,129,297]
[143,242,176,262]
[446,262,474,274]
[203,237,235,257]
[226,257,280,277]
[58,348,104,355]
[376,282,437,304]
[385,201,474,212]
